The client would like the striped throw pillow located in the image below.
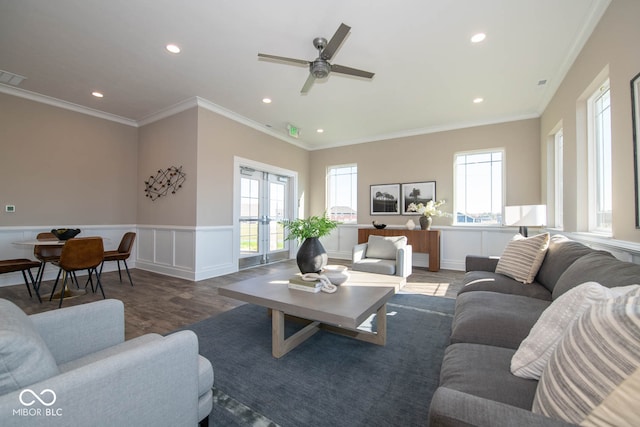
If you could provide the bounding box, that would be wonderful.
[495,233,550,284]
[511,283,640,380]
[532,291,640,425]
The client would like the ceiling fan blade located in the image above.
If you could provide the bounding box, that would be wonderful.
[301,73,316,93]
[321,23,351,60]
[258,53,310,67]
[331,64,375,79]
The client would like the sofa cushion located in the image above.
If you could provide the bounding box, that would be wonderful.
[439,343,539,410]
[352,258,397,275]
[495,233,550,284]
[450,291,550,349]
[532,292,640,425]
[365,235,406,260]
[0,299,60,394]
[511,282,640,380]
[534,234,595,292]
[552,251,640,299]
[458,271,552,301]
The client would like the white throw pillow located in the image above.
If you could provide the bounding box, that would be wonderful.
[511,282,639,379]
[532,291,640,425]
[495,233,550,284]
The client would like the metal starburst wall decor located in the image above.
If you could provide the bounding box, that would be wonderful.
[144,166,186,201]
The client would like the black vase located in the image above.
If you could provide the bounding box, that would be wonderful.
[296,237,328,274]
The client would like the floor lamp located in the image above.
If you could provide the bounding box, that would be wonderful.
[504,205,547,237]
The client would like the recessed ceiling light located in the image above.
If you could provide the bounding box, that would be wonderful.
[473,97,484,104]
[262,98,272,104]
[316,129,324,133]
[92,91,104,98]
[166,44,181,54]
[471,33,486,43]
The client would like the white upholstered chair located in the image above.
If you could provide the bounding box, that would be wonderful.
[352,235,412,277]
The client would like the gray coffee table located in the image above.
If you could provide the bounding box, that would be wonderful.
[218,269,405,358]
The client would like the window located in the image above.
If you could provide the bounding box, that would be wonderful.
[454,150,504,224]
[240,177,259,252]
[326,164,357,223]
[588,81,612,232]
[554,129,564,229]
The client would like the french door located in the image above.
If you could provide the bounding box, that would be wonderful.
[238,167,290,269]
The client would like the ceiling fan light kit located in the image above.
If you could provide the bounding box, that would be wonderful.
[258,23,375,94]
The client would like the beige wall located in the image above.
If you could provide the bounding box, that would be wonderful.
[0,93,138,226]
[540,0,640,242]
[137,108,198,226]
[196,108,309,226]
[309,118,541,227]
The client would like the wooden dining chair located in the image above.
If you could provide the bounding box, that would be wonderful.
[50,237,105,307]
[100,232,136,286]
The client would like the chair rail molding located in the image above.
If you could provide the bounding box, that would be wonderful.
[324,225,640,271]
[4,224,640,286]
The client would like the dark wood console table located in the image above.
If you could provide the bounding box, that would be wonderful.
[358,228,441,272]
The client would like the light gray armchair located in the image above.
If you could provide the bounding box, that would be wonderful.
[352,235,412,277]
[0,298,212,427]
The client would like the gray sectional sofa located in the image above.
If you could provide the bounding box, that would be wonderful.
[428,234,640,427]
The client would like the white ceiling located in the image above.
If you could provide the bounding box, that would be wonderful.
[0,0,610,150]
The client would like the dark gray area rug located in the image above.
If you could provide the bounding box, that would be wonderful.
[183,293,455,427]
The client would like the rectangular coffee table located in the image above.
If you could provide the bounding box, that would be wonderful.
[218,269,405,358]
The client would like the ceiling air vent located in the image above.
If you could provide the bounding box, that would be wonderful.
[0,70,26,86]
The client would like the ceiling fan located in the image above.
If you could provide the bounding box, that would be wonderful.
[258,23,375,94]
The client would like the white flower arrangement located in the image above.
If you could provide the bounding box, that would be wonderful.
[406,200,450,217]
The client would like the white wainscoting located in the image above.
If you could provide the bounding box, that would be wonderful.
[0,225,137,287]
[3,224,640,287]
[136,225,236,281]
[323,224,640,272]
[321,224,517,270]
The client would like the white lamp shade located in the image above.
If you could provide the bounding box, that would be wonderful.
[505,205,547,226]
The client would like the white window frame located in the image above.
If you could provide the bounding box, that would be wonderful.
[587,79,612,233]
[326,164,358,223]
[553,129,564,229]
[453,149,505,225]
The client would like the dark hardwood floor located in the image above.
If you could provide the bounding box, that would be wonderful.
[0,260,464,340]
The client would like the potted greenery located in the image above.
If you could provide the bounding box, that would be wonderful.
[280,214,340,273]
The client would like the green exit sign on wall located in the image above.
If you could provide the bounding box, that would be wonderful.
[287,124,300,138]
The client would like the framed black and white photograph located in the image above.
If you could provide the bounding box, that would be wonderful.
[370,184,400,215]
[632,72,640,228]
[401,181,436,214]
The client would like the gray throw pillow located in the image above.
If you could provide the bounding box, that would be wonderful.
[0,299,60,394]
[366,235,406,260]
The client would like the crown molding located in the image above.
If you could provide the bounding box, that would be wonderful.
[535,0,612,115]
[1,84,541,151]
[136,97,199,127]
[0,84,137,127]
[310,113,540,150]
[194,97,310,150]
[137,96,311,150]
